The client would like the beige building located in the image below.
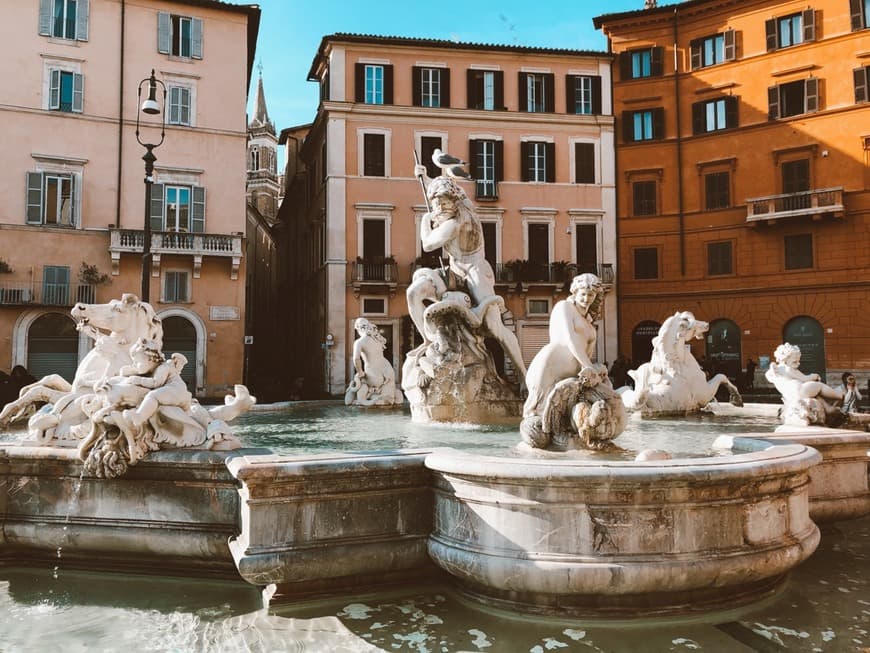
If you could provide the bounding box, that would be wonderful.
[287,34,617,396]
[0,0,259,397]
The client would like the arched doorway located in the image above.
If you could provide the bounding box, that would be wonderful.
[784,316,826,379]
[27,313,79,383]
[162,316,198,393]
[631,321,660,368]
[706,319,741,380]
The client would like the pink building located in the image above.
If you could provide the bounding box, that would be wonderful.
[0,0,259,398]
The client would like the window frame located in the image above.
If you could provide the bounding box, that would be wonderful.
[366,65,384,104]
[784,233,814,270]
[850,0,870,30]
[768,78,819,119]
[167,85,192,126]
[518,72,554,113]
[359,129,390,178]
[624,108,665,142]
[633,246,659,280]
[692,97,738,134]
[632,179,658,216]
[573,141,596,184]
[520,140,555,183]
[527,298,552,316]
[163,270,191,303]
[766,10,815,51]
[620,46,664,80]
[157,12,203,60]
[706,240,734,276]
[26,169,80,227]
[469,137,503,199]
[466,68,503,111]
[360,296,388,317]
[39,0,89,42]
[704,170,731,210]
[413,66,449,108]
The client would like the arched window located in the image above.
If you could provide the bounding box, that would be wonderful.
[249,146,260,171]
[27,312,78,382]
[784,316,826,378]
[706,318,741,380]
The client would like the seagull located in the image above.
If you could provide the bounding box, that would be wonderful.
[431,148,472,179]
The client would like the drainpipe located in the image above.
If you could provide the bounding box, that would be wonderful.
[673,7,686,276]
[607,39,621,363]
[115,0,126,228]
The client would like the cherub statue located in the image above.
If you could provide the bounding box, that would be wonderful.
[765,343,844,426]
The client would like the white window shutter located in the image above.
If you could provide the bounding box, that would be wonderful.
[76,0,89,41]
[38,0,52,35]
[181,87,190,124]
[72,73,84,113]
[49,69,61,109]
[26,172,44,224]
[191,18,203,59]
[157,12,171,54]
[192,186,205,232]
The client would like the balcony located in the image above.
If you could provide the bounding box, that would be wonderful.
[349,258,399,295]
[746,187,844,225]
[475,180,499,200]
[109,229,243,279]
[496,261,615,292]
[0,281,97,307]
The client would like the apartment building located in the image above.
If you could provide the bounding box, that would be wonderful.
[284,34,616,396]
[595,0,870,383]
[0,0,259,397]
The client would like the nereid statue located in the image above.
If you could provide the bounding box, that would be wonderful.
[345,318,403,406]
[520,274,626,450]
[766,342,844,427]
[0,294,255,478]
[619,311,743,415]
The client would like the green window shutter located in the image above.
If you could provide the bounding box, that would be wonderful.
[157,12,171,54]
[191,17,203,59]
[652,108,665,139]
[192,186,205,232]
[619,52,632,81]
[38,0,52,35]
[26,172,44,224]
[150,183,165,231]
[76,0,89,41]
[72,73,84,113]
[855,67,868,103]
[49,69,61,109]
[70,173,80,227]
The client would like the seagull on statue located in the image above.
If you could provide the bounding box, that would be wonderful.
[431,148,472,179]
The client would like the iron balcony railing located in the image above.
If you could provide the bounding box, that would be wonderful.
[348,261,399,284]
[495,262,615,286]
[475,180,498,200]
[0,281,97,307]
[746,187,844,223]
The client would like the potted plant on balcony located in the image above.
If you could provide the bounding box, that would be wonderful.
[0,258,12,274]
[77,262,110,304]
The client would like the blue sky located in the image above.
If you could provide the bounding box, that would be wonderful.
[247,0,645,132]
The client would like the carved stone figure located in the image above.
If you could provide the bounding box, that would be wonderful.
[619,311,743,415]
[765,343,844,427]
[520,274,626,450]
[402,164,523,422]
[344,318,403,406]
[0,296,255,478]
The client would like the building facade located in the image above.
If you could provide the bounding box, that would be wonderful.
[0,0,259,397]
[595,0,870,385]
[287,34,617,396]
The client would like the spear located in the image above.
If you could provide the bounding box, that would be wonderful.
[413,151,446,275]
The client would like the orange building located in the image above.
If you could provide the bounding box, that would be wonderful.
[595,0,870,387]
[0,0,259,398]
[285,34,617,396]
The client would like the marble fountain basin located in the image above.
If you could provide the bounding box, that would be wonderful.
[425,441,822,618]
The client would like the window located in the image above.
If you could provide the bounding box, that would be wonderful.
[150,184,205,232]
[768,79,819,119]
[470,139,503,198]
[566,75,601,115]
[765,10,815,51]
[363,133,386,177]
[519,72,554,112]
[249,146,260,171]
[692,97,737,134]
[574,143,595,184]
[784,234,813,270]
[632,180,657,216]
[855,66,870,103]
[705,171,731,209]
[528,299,551,315]
[707,241,733,276]
[39,0,88,41]
[521,142,554,183]
[634,247,659,279]
[624,109,664,142]
[851,0,870,30]
[481,222,498,269]
[354,63,393,105]
[168,86,191,125]
[690,31,736,69]
[620,47,664,80]
[413,67,449,108]
[26,171,77,226]
[43,266,71,305]
[420,136,443,179]
[467,69,503,110]
[575,224,598,274]
[49,69,83,113]
[527,223,551,281]
[163,271,190,303]
[157,13,203,59]
[361,297,387,316]
[782,159,810,194]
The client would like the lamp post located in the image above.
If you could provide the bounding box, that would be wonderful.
[135,69,166,303]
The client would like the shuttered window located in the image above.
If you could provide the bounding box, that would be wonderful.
[168,86,191,125]
[707,241,733,276]
[632,181,657,216]
[150,184,205,232]
[768,79,819,119]
[26,171,77,226]
[619,47,664,80]
[850,0,869,30]
[518,72,555,113]
[784,234,813,270]
[157,12,203,59]
[705,171,731,210]
[766,10,815,50]
[521,142,555,183]
[467,69,503,110]
[355,64,393,105]
[566,75,601,115]
[420,136,442,179]
[692,97,738,134]
[39,0,89,41]
[363,133,386,177]
[855,66,870,103]
[574,143,595,184]
[163,271,190,303]
[690,30,735,69]
[413,67,450,108]
[49,69,83,113]
[624,108,664,142]
[634,247,659,279]
[470,139,502,199]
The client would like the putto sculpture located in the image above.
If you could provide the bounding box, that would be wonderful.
[765,342,844,427]
[344,317,403,406]
[520,273,626,450]
[619,311,743,415]
[401,156,524,422]
[0,294,255,478]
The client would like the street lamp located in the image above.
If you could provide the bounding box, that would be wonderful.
[135,69,166,303]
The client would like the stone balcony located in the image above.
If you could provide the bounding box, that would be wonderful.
[746,187,845,225]
[109,229,243,279]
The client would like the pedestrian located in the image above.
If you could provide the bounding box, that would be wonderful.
[745,358,757,391]
[835,372,863,414]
